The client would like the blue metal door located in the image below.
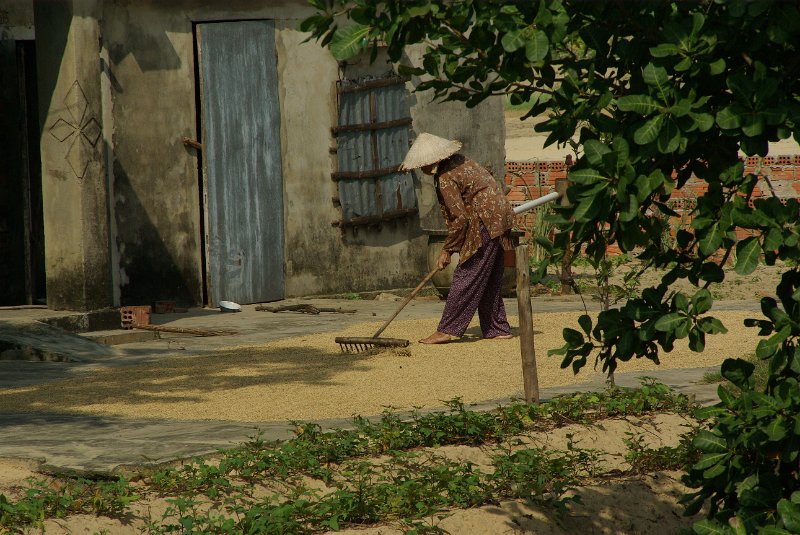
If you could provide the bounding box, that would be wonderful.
[197,20,284,305]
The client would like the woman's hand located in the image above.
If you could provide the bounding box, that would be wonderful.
[436,250,451,270]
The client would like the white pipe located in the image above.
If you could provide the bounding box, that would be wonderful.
[512,191,561,214]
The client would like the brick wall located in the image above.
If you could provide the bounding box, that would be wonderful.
[505,154,800,252]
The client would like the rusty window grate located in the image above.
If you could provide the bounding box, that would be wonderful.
[331,74,417,229]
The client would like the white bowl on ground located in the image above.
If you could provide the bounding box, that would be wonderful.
[219,300,242,313]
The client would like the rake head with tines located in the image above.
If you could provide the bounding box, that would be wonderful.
[334,267,439,354]
[334,336,410,353]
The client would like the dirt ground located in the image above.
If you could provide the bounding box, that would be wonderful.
[0,259,782,533]
[0,307,761,423]
[0,109,788,532]
[3,414,702,534]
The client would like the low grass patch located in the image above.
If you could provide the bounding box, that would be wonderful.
[697,352,769,390]
[1,380,697,534]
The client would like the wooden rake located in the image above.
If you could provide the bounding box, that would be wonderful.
[335,267,439,353]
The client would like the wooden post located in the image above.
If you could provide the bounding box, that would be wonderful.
[555,177,573,295]
[516,244,540,403]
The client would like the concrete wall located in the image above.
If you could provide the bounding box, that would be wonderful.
[402,45,506,233]
[37,0,506,308]
[35,0,113,311]
[101,0,205,306]
[0,0,34,39]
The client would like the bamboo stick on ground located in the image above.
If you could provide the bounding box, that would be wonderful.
[255,304,356,314]
[133,324,237,336]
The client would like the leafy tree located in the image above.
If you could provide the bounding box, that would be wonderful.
[301,1,800,532]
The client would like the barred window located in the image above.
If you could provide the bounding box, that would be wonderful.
[332,74,417,229]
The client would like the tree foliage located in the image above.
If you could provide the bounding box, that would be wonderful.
[301,1,800,531]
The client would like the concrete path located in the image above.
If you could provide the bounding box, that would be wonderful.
[0,295,729,475]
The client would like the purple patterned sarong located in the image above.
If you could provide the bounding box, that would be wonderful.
[437,225,511,338]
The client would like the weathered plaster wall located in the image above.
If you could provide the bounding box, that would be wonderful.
[35,0,112,311]
[102,1,204,306]
[81,0,506,305]
[403,45,507,233]
[0,0,34,39]
[276,35,431,296]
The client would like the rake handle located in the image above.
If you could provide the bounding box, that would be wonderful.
[372,267,440,339]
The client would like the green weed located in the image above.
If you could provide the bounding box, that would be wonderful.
[624,428,700,473]
[1,381,695,534]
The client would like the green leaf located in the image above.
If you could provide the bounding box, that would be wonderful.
[699,317,728,334]
[758,527,792,535]
[693,430,728,453]
[692,289,713,314]
[675,292,690,312]
[756,325,791,359]
[525,30,549,62]
[708,58,726,75]
[655,312,686,332]
[578,314,592,335]
[670,99,692,118]
[734,237,761,275]
[718,384,736,406]
[689,329,706,353]
[620,193,639,222]
[569,167,605,184]
[764,228,784,251]
[703,461,726,479]
[617,95,661,115]
[742,112,765,137]
[764,416,787,441]
[501,29,528,52]
[650,43,680,57]
[583,140,611,166]
[330,25,371,60]
[690,112,715,132]
[657,119,681,153]
[721,358,754,388]
[637,169,667,201]
[717,106,742,130]
[692,519,727,534]
[299,14,331,33]
[642,63,668,86]
[695,406,726,419]
[778,498,800,532]
[675,56,693,72]
[634,116,665,145]
[563,327,584,346]
[699,224,723,256]
[573,196,602,222]
[691,12,706,34]
[406,5,433,17]
[328,516,340,530]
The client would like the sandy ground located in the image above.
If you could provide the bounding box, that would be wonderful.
[6,413,702,535]
[1,111,789,533]
[1,267,766,535]
[0,309,758,423]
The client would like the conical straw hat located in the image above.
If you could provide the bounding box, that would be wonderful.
[399,133,462,171]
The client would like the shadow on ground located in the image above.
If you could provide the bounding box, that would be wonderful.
[0,344,384,413]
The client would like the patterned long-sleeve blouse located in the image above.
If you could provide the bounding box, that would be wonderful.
[435,154,515,264]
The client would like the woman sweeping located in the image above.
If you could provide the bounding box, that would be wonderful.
[400,133,516,344]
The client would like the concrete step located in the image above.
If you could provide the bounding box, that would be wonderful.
[80,329,160,346]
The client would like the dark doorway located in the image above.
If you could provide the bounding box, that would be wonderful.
[0,40,45,305]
